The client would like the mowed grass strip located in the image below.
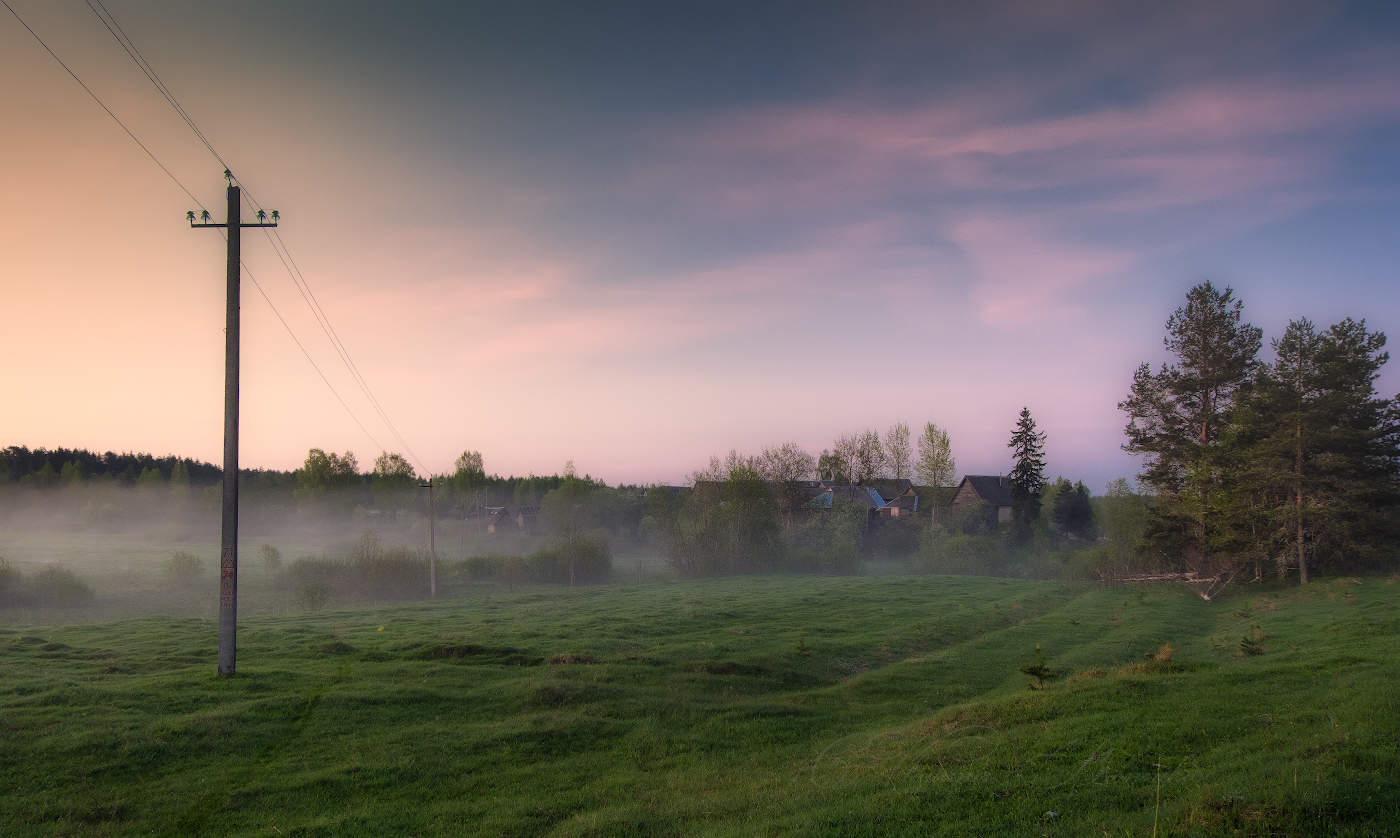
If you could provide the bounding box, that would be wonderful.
[1,575,1397,835]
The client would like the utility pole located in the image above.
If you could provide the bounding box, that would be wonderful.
[421,478,437,598]
[189,171,278,677]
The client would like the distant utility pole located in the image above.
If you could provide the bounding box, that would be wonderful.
[189,170,278,677]
[421,478,437,598]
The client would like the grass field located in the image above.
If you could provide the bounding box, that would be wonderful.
[3,573,1398,836]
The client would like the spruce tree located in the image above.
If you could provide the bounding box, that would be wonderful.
[1007,407,1047,540]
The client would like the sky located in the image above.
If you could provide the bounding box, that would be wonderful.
[2,0,1398,489]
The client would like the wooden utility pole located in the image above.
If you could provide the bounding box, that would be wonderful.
[189,171,278,677]
[421,479,437,598]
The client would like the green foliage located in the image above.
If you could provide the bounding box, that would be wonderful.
[25,566,95,607]
[816,449,850,483]
[865,515,921,560]
[1097,478,1149,572]
[1233,317,1400,581]
[458,553,520,581]
[454,449,485,478]
[669,459,783,576]
[1007,407,1047,541]
[162,551,203,587]
[883,422,912,480]
[294,448,360,498]
[917,531,1008,576]
[915,421,956,487]
[1120,282,1262,575]
[277,533,428,603]
[638,485,684,548]
[1122,285,1400,586]
[1240,624,1266,657]
[371,451,416,485]
[25,462,58,488]
[526,536,611,584]
[0,446,219,487]
[168,461,190,488]
[1049,478,1095,540]
[293,582,331,611]
[1018,644,1059,689]
[58,461,83,486]
[788,497,866,573]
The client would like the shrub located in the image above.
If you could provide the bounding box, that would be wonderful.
[917,531,1009,576]
[788,500,866,574]
[1019,644,1059,690]
[294,583,332,611]
[163,551,204,586]
[527,536,611,584]
[351,547,427,600]
[28,566,95,607]
[667,470,784,577]
[865,515,921,560]
[461,553,516,581]
[281,556,343,589]
[278,540,428,603]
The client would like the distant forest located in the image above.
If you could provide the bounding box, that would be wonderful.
[0,446,225,487]
[0,445,581,507]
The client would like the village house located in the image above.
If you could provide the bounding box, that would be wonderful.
[946,475,1015,525]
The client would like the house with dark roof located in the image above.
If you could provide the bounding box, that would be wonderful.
[949,475,1015,525]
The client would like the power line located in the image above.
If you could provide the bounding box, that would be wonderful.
[2,0,388,458]
[1,0,202,208]
[76,0,433,474]
[84,0,229,171]
[252,214,431,473]
[238,249,388,454]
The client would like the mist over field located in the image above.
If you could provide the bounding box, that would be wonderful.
[0,478,587,620]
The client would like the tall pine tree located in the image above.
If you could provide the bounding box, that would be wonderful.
[1120,282,1262,575]
[1240,318,1400,581]
[1008,407,1047,541]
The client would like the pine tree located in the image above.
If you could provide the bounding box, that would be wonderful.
[1241,318,1400,581]
[1008,407,1047,539]
[1120,282,1262,575]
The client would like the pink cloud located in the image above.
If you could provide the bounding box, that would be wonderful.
[616,63,1399,327]
[950,216,1134,326]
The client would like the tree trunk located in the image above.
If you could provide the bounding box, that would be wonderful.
[1295,416,1309,585]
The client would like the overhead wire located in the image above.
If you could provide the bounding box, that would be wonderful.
[76,0,433,474]
[2,0,388,458]
[1,0,202,208]
[85,0,230,172]
[237,252,389,455]
[248,213,430,472]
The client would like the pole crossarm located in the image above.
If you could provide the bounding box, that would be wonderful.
[188,206,279,229]
[188,223,279,228]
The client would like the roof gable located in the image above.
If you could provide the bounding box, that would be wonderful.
[960,475,1015,508]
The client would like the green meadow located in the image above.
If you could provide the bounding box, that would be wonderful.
[3,574,1398,836]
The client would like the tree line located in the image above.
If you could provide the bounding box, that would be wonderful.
[0,447,220,488]
[1120,282,1400,584]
